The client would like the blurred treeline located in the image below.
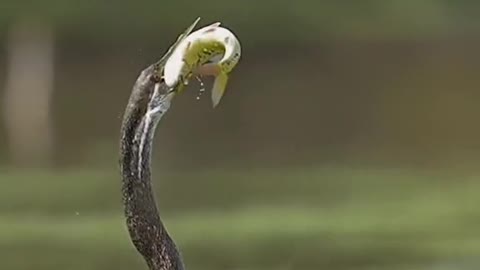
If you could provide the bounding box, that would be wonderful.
[0,1,479,170]
[0,1,479,39]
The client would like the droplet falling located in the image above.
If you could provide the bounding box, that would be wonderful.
[195,76,205,100]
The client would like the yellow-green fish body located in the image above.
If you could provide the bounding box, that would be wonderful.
[164,22,241,107]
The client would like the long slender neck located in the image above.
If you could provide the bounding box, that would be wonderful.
[120,65,184,270]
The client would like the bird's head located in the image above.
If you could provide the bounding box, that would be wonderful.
[163,19,242,107]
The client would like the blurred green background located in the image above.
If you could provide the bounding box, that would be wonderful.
[1,1,480,269]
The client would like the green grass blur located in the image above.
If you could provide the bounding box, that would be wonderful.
[1,167,479,269]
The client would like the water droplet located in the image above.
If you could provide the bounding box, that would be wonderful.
[195,76,206,101]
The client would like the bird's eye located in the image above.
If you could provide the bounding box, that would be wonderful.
[151,74,165,83]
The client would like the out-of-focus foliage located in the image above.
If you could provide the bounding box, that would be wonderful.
[1,167,479,270]
[1,1,479,41]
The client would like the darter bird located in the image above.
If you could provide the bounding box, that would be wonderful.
[119,18,241,270]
